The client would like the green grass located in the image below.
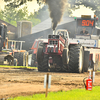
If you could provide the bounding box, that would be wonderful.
[9,86,100,100]
[0,65,37,69]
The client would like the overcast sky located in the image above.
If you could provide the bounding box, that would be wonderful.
[0,0,94,17]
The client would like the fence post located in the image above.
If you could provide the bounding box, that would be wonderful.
[45,73,49,97]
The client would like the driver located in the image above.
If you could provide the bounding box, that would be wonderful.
[80,27,89,35]
[59,32,64,38]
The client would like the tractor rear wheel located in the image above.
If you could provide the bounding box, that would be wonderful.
[37,46,43,65]
[38,54,48,72]
[69,44,84,73]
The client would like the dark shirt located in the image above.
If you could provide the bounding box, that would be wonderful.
[80,31,88,35]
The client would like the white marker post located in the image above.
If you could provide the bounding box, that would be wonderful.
[93,71,95,83]
[89,68,95,84]
[44,73,51,97]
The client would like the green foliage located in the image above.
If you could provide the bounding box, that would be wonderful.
[4,0,43,7]
[9,86,100,100]
[28,12,41,26]
[0,5,41,27]
[3,0,100,26]
[3,6,17,22]
[15,7,28,21]
[0,10,4,20]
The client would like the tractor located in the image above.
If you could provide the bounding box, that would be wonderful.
[0,23,28,66]
[37,29,85,73]
[0,23,14,65]
[37,15,100,73]
[28,39,48,67]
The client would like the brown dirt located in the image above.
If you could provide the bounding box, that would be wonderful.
[0,68,100,99]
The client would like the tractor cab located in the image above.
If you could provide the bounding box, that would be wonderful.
[56,29,69,40]
[75,15,98,39]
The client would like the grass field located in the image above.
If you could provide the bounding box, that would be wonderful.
[9,86,100,100]
[0,65,37,69]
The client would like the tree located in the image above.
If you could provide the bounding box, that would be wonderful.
[68,0,100,26]
[3,0,100,11]
[3,0,100,26]
[0,5,41,27]
[0,10,4,20]
[28,12,41,26]
[15,6,28,21]
[3,6,17,23]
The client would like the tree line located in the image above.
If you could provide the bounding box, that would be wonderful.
[1,0,100,27]
[0,5,49,27]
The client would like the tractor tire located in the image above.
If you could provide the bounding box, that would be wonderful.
[18,52,25,66]
[37,46,43,64]
[14,52,25,66]
[14,52,20,66]
[69,44,84,73]
[38,54,48,72]
[62,48,69,71]
[83,51,90,72]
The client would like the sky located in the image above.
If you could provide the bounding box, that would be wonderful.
[0,0,5,10]
[72,5,95,18]
[0,0,94,16]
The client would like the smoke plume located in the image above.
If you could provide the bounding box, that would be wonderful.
[45,0,67,30]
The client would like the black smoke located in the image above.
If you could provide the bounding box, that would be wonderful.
[45,0,67,30]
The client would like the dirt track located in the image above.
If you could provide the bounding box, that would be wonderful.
[0,68,100,99]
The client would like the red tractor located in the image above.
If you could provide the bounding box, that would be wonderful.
[36,15,100,73]
[37,29,85,72]
[29,39,48,67]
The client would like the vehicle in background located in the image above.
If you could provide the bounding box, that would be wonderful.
[0,23,28,66]
[28,39,47,67]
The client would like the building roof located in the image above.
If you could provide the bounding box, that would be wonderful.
[32,17,74,34]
